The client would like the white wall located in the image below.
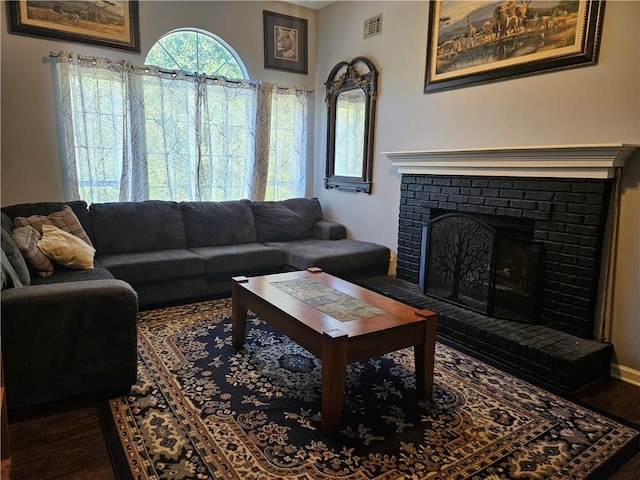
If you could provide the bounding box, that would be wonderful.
[314,1,640,377]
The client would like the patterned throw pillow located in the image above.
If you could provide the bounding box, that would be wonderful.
[37,225,95,270]
[11,226,55,277]
[14,205,93,247]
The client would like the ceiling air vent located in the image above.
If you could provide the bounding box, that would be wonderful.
[363,14,382,39]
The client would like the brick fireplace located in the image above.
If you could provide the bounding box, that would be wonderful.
[369,144,638,391]
[404,174,610,338]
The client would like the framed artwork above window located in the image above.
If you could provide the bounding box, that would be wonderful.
[7,0,140,52]
[263,10,308,75]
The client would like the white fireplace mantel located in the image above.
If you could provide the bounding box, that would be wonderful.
[383,144,638,179]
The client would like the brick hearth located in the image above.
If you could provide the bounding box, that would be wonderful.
[359,276,612,392]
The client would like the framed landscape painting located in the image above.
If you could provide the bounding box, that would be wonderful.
[263,10,308,75]
[7,0,140,52]
[424,0,605,93]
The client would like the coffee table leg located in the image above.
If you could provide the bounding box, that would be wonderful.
[231,279,248,349]
[415,316,437,401]
[321,329,348,436]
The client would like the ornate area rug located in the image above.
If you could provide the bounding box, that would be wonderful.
[99,299,639,479]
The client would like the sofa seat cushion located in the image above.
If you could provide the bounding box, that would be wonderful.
[181,200,257,247]
[252,198,323,242]
[90,201,186,254]
[265,238,390,275]
[190,243,285,276]
[97,249,204,284]
[31,266,115,285]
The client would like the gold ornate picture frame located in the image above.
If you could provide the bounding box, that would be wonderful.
[7,0,140,52]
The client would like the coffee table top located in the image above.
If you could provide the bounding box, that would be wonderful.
[233,270,435,338]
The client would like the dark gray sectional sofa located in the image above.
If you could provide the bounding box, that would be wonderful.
[1,197,389,409]
[85,197,388,306]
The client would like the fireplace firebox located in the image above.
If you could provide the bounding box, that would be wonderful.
[419,211,541,323]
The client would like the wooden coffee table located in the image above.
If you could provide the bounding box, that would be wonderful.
[231,269,437,436]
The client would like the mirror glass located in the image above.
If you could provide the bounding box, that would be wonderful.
[324,57,378,194]
[334,88,366,177]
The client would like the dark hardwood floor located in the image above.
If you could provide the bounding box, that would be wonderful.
[576,377,640,479]
[7,398,115,480]
[5,376,639,479]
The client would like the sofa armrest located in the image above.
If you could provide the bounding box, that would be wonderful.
[1,279,137,311]
[312,220,346,240]
[1,280,139,409]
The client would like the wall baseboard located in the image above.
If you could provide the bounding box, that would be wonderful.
[611,363,640,387]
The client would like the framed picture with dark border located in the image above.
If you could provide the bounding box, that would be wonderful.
[424,0,605,93]
[7,0,140,52]
[263,10,308,75]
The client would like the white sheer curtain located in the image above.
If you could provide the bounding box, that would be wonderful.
[266,87,309,200]
[56,53,132,202]
[54,51,310,204]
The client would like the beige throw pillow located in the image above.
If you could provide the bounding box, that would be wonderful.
[14,205,93,247]
[11,226,55,277]
[37,224,95,270]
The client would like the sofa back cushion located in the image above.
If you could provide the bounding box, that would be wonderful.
[1,249,23,289]
[1,226,31,287]
[90,201,186,254]
[1,212,15,234]
[2,201,93,241]
[180,200,257,247]
[252,198,323,242]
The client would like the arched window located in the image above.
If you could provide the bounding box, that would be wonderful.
[145,28,248,79]
[54,28,308,204]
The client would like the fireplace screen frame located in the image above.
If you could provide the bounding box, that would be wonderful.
[420,212,541,323]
